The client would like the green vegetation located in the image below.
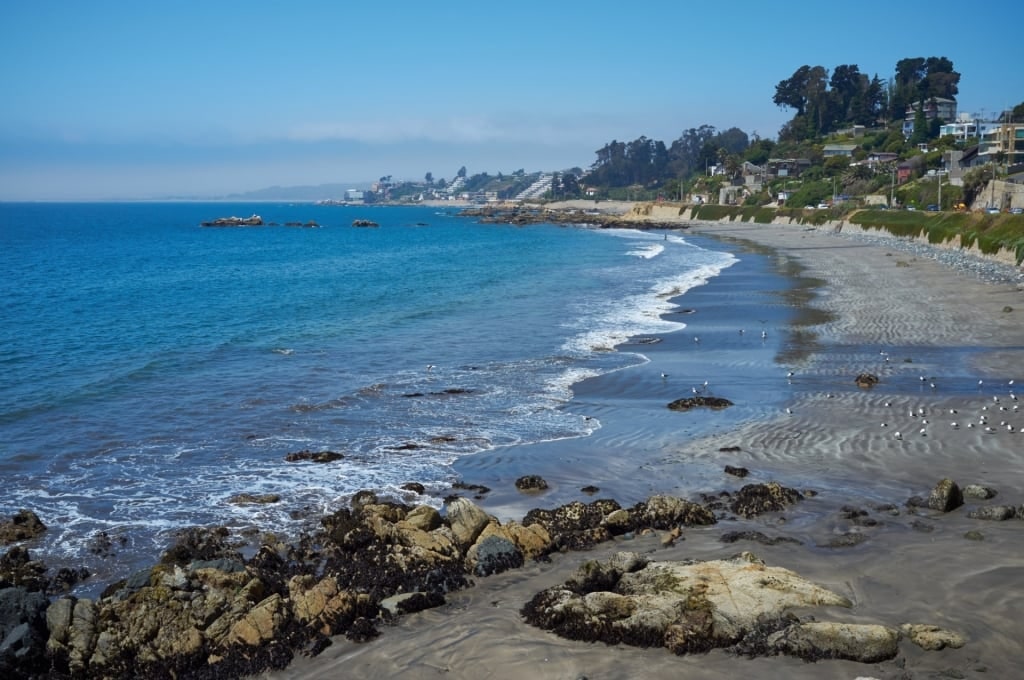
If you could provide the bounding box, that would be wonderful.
[850,210,1024,263]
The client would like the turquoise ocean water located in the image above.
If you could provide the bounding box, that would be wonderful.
[0,203,736,571]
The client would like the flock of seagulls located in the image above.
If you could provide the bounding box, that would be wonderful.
[885,379,1019,441]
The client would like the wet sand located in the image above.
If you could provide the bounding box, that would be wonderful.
[270,221,1024,680]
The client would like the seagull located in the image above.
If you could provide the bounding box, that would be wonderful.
[951,422,959,429]
[985,426,996,434]
[884,401,892,407]
[787,371,795,378]
[426,364,436,371]
[949,409,958,414]
[919,428,927,436]
[881,422,888,427]
[785,407,793,415]
[919,376,927,382]
[894,431,903,440]
[1009,425,1016,433]
[761,330,768,340]
[1011,393,1018,401]
[1010,380,1015,386]
[692,387,699,395]
[967,423,975,428]
[694,336,700,344]
[661,372,669,379]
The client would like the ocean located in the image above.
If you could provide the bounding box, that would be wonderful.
[0,202,740,579]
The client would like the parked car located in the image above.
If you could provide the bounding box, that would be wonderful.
[1012,207,1023,215]
[986,207,1000,214]
[926,204,939,212]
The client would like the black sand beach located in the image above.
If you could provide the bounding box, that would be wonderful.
[270,219,1024,680]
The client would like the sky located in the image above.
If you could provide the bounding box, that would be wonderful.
[1,0,1021,200]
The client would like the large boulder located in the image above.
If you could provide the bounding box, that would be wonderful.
[444,498,492,549]
[927,478,963,513]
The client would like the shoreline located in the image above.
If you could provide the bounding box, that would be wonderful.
[275,216,1024,679]
[7,210,1024,678]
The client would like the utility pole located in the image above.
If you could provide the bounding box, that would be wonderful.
[890,166,895,207]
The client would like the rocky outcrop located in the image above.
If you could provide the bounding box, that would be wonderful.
[352,219,379,227]
[522,550,955,664]
[0,510,47,545]
[201,215,263,227]
[8,486,818,679]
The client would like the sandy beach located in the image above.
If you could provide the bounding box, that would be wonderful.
[268,218,1024,680]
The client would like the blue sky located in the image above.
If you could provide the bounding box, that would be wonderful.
[2,0,1021,200]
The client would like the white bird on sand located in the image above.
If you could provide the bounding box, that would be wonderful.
[919,428,927,436]
[761,330,768,339]
[881,422,888,427]
[894,431,903,440]
[786,407,793,415]
[951,422,959,429]
[967,423,975,428]
[787,371,795,378]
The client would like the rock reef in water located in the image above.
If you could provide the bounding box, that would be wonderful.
[201,214,264,227]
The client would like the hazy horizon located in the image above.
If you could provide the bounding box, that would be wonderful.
[3,0,1021,201]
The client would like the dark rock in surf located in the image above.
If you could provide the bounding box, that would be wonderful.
[0,510,47,545]
[284,450,345,463]
[228,493,282,505]
[724,465,749,478]
[727,482,804,518]
[854,373,880,388]
[515,475,549,492]
[667,396,733,411]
